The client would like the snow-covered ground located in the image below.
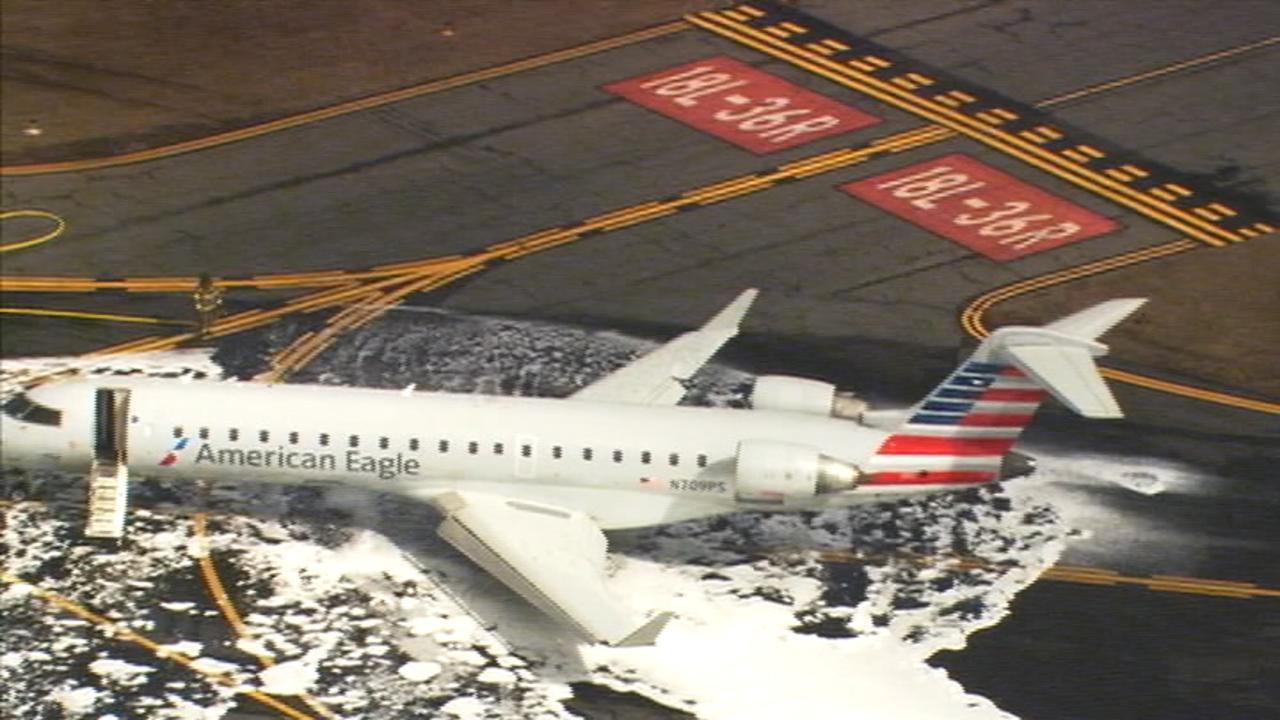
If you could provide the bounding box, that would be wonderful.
[1,308,1134,719]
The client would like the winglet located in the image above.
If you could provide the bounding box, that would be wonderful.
[570,289,759,405]
[703,288,758,332]
[613,611,674,647]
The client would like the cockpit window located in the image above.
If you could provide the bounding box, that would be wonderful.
[1,393,63,427]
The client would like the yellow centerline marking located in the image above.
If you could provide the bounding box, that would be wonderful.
[783,547,1280,600]
[1040,35,1280,105]
[192,515,338,719]
[0,567,317,720]
[0,307,185,325]
[958,239,1280,414]
[0,21,691,177]
[0,209,65,253]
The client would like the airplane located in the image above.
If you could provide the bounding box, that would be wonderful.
[0,291,1146,646]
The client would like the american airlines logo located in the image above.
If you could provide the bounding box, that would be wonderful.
[158,438,190,466]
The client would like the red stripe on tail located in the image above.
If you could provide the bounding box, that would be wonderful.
[868,471,996,485]
[960,413,1036,427]
[977,388,1046,402]
[877,436,1016,455]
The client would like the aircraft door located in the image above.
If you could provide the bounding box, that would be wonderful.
[93,388,131,468]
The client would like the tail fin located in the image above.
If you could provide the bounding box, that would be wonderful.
[865,298,1146,487]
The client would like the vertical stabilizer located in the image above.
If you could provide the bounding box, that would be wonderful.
[865,299,1146,488]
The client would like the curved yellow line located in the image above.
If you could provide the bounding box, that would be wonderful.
[961,240,1280,415]
[1,20,690,177]
[192,515,338,719]
[0,307,184,325]
[0,209,65,253]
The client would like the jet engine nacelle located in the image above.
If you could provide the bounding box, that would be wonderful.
[751,375,867,420]
[734,439,862,504]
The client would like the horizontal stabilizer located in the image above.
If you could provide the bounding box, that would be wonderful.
[1004,344,1122,418]
[1044,298,1147,341]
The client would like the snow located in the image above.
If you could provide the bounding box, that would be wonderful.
[583,556,1017,720]
[2,582,35,600]
[257,660,318,695]
[50,686,98,716]
[153,697,231,720]
[441,696,488,718]
[477,667,518,685]
[157,641,203,659]
[88,658,155,686]
[188,658,239,676]
[398,661,443,681]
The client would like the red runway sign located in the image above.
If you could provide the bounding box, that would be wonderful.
[605,56,881,153]
[843,154,1121,260]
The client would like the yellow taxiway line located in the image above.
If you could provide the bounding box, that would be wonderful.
[0,567,318,720]
[0,209,65,253]
[0,307,185,325]
[793,547,1280,601]
[958,239,1280,415]
[0,21,690,177]
[191,514,338,719]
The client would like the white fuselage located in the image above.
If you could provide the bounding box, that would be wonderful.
[2,377,943,529]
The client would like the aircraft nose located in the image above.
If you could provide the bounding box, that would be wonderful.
[998,451,1037,481]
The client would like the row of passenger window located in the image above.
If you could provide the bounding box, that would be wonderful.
[173,426,709,467]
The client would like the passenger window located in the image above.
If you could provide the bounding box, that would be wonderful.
[552,446,563,460]
[641,450,651,465]
[288,431,299,445]
[438,439,450,453]
[319,433,330,447]
[697,453,708,468]
[409,438,419,451]
[612,450,623,463]
[583,448,593,461]
[668,452,679,467]
[259,430,269,443]
[173,427,183,439]
[229,428,239,442]
[521,444,532,458]
[493,442,504,455]
[468,441,479,455]
[198,427,209,440]
[379,436,389,450]
[348,435,359,448]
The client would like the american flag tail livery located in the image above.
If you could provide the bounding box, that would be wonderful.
[866,298,1148,488]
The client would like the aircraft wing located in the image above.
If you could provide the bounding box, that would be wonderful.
[570,288,757,405]
[431,491,671,646]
